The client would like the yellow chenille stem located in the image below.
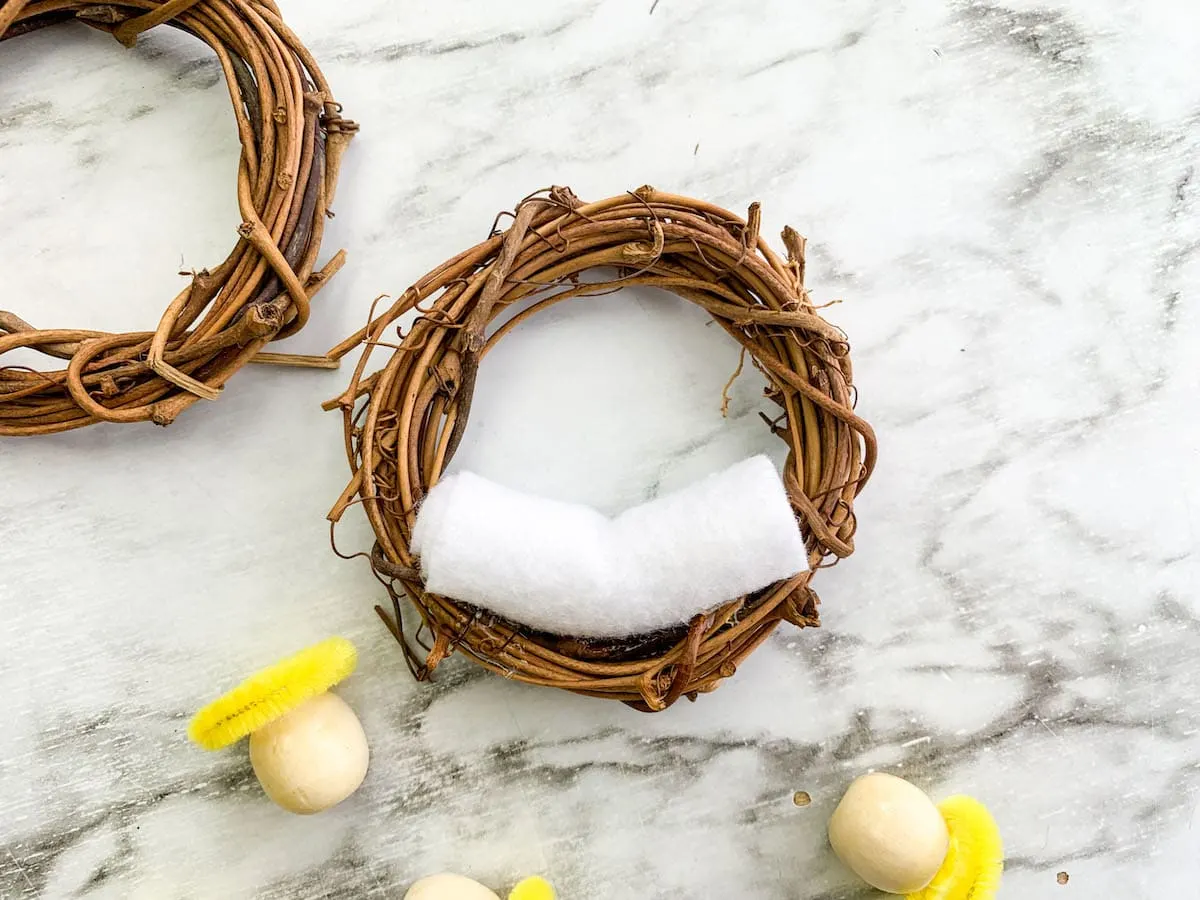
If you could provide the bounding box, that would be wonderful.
[508,876,556,900]
[908,796,1003,900]
[188,637,358,750]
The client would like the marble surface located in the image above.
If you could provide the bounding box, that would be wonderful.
[2,0,1198,896]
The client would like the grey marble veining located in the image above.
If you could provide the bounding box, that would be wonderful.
[2,0,1199,897]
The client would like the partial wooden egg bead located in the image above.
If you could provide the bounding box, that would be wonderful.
[248,692,369,814]
[827,772,949,894]
[404,874,501,900]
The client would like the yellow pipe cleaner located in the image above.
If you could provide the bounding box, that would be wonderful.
[188,637,358,750]
[508,876,555,900]
[907,795,1003,900]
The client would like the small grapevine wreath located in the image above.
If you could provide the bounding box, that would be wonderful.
[0,0,356,436]
[326,186,877,711]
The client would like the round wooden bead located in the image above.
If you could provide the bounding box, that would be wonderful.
[404,874,502,900]
[248,692,369,815]
[827,772,949,893]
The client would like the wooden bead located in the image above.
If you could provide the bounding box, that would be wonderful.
[404,874,501,900]
[827,772,949,894]
[248,692,369,815]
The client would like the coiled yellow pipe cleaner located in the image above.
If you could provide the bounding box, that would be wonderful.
[908,796,1003,900]
[188,637,358,750]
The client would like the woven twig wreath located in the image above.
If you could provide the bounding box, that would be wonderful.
[0,0,356,436]
[327,186,877,711]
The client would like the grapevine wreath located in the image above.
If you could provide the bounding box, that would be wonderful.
[0,0,356,436]
[327,186,877,711]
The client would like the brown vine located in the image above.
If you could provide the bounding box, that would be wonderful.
[327,186,877,711]
[0,0,356,435]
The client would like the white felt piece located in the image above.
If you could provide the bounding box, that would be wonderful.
[412,455,807,637]
[614,455,806,609]
[417,472,621,618]
[410,474,458,557]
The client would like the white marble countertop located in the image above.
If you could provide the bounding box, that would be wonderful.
[2,0,1199,897]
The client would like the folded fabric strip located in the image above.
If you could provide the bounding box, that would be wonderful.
[411,455,807,638]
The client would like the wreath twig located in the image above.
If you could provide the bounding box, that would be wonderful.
[0,0,357,435]
[327,186,876,711]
